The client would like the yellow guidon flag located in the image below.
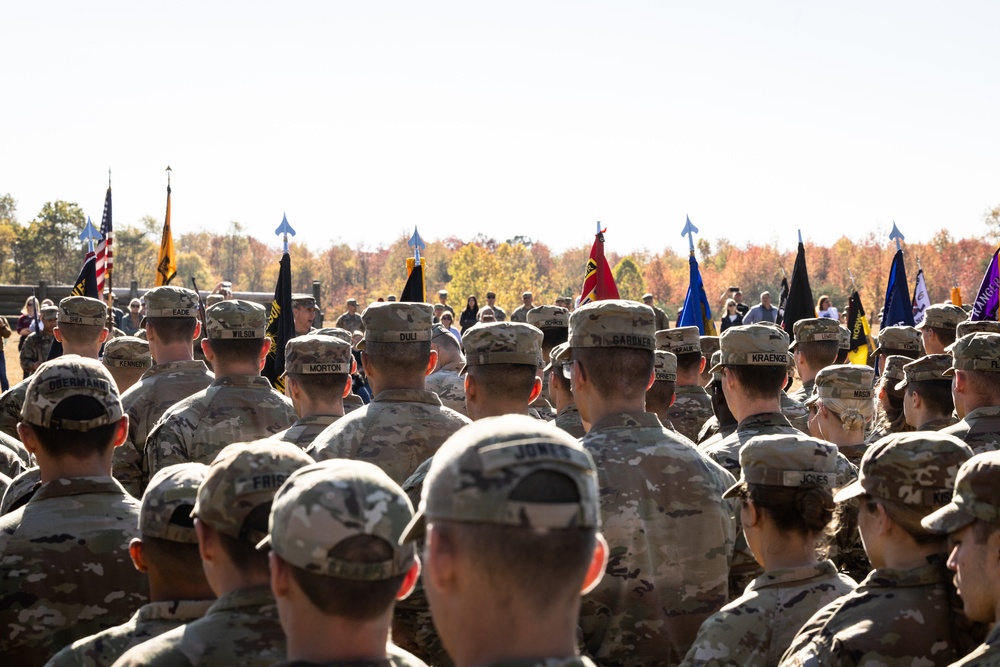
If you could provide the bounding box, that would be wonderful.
[156,167,177,286]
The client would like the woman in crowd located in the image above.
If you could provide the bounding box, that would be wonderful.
[16,296,37,345]
[121,298,144,335]
[817,295,838,320]
[440,311,461,341]
[720,298,744,332]
[459,295,479,331]
[868,355,913,442]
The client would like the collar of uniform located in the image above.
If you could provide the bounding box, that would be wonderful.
[477,657,598,667]
[31,476,128,502]
[838,443,867,465]
[557,403,581,418]
[142,359,211,381]
[588,411,663,432]
[862,554,948,589]
[917,417,958,431]
[204,584,276,616]
[291,414,341,428]
[963,406,1000,422]
[371,388,443,406]
[439,361,465,373]
[137,599,215,623]
[736,412,793,432]
[675,385,709,396]
[211,375,274,390]
[746,560,839,591]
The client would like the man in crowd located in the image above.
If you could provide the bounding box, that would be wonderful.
[335,298,363,333]
[291,293,318,336]
[643,293,670,331]
[656,327,713,442]
[18,303,58,376]
[943,332,1000,453]
[743,291,778,324]
[917,303,967,355]
[510,291,534,322]
[898,354,958,431]
[461,322,543,421]
[102,336,153,393]
[787,318,841,403]
[484,291,506,320]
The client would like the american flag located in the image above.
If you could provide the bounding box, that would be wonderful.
[95,185,113,294]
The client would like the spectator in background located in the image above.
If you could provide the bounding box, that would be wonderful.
[0,316,10,391]
[720,298,744,332]
[16,296,37,343]
[440,312,461,341]
[817,295,839,320]
[459,295,479,331]
[121,298,144,335]
[743,291,778,324]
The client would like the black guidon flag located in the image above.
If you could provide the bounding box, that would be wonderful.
[781,241,815,343]
[400,261,425,303]
[262,251,294,394]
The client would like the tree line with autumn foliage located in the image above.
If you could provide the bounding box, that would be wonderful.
[2,192,999,321]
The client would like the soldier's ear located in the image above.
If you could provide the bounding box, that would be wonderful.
[396,557,422,601]
[129,538,148,573]
[528,375,543,404]
[425,349,438,377]
[53,326,64,343]
[581,533,608,595]
[342,376,353,399]
[192,321,202,340]
[269,551,292,599]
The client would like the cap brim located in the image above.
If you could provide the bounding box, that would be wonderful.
[833,479,866,503]
[255,534,272,551]
[707,362,723,375]
[894,378,908,391]
[803,393,819,406]
[788,340,799,351]
[872,346,884,355]
[942,367,957,377]
[399,510,426,544]
[722,478,744,499]
[921,502,976,534]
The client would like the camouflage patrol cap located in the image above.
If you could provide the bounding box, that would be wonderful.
[789,318,840,351]
[521,291,532,298]
[461,322,542,371]
[943,333,1000,376]
[346,298,358,306]
[0,467,41,515]
[834,431,973,506]
[309,327,352,344]
[439,290,448,297]
[205,299,267,339]
[431,323,456,343]
[143,286,200,319]
[922,452,1000,533]
[141,463,208,543]
[872,326,922,355]
[545,342,570,373]
[401,414,600,543]
[526,306,569,329]
[656,327,701,355]
[723,434,839,499]
[654,350,677,383]
[706,350,724,385]
[880,355,910,384]
[58,296,107,326]
[701,336,721,362]
[709,324,789,373]
[895,354,953,390]
[40,305,59,320]
[838,325,851,350]
[916,304,967,331]
[357,302,433,351]
[192,440,314,542]
[804,364,875,406]
[205,294,225,307]
[284,335,353,375]
[567,300,655,351]
[291,294,316,308]
[21,355,123,430]
[955,320,1000,338]
[260,460,415,580]
[102,336,153,370]
[642,293,654,302]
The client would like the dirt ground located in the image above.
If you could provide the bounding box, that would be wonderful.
[3,334,24,388]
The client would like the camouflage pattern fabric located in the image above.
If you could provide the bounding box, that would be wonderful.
[45,599,214,667]
[19,330,55,375]
[111,585,284,667]
[1,466,41,515]
[271,644,431,666]
[780,556,983,667]
[335,311,364,333]
[555,403,587,438]
[698,415,720,443]
[425,361,468,416]
[0,471,9,498]
[0,441,24,481]
[665,384,715,442]
[469,659,597,667]
[0,477,148,665]
[780,392,810,434]
[510,305,531,322]
[948,622,1000,667]
[650,305,670,332]
[272,414,341,448]
[0,377,30,440]
[0,422,30,465]
[919,416,959,431]
[306,388,470,485]
[697,423,737,451]
[681,561,856,667]
[942,406,1000,454]
[530,396,557,421]
[490,304,508,321]
[579,411,737,667]
[786,378,814,405]
[145,374,295,478]
[116,360,215,496]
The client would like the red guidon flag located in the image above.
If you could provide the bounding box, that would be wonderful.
[579,228,619,306]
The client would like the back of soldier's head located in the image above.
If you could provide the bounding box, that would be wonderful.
[56,296,108,345]
[947,333,1000,402]
[284,335,353,401]
[462,322,542,404]
[358,303,434,376]
[103,336,152,392]
[143,286,201,344]
[714,324,790,400]
[203,299,268,365]
[140,463,209,585]
[646,350,677,412]
[790,319,840,369]
[568,300,655,399]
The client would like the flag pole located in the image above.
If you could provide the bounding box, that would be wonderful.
[105,170,114,331]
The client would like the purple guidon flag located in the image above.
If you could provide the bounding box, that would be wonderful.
[971,248,1000,321]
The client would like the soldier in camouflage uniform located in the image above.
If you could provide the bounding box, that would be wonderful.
[922,451,1000,667]
[896,354,958,430]
[509,291,533,322]
[46,463,215,667]
[1,297,110,441]
[943,333,1000,453]
[306,302,470,485]
[957,320,1000,338]
[484,290,506,321]
[682,434,856,667]
[868,354,913,442]
[567,300,736,666]
[657,326,715,442]
[780,432,982,667]
[264,460,427,667]
[113,441,313,667]
[115,286,215,496]
[526,305,569,419]
[145,299,296,478]
[699,335,721,387]
[402,414,607,667]
[917,303,967,355]
[645,349,687,434]
[835,324,850,363]
[335,297,364,333]
[548,342,587,438]
[310,326,366,414]
[18,303,58,375]
[787,318,841,403]
[0,356,147,665]
[102,335,152,393]
[696,350,737,446]
[425,323,468,416]
[436,289,456,317]
[461,321,544,421]
[780,351,810,434]
[872,324,923,374]
[272,334,354,447]
[643,293,670,331]
[290,293,317,336]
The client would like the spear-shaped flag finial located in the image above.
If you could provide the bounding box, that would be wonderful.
[79,216,100,253]
[166,164,172,187]
[409,226,426,263]
[798,229,803,245]
[275,213,296,254]
[681,215,699,255]
[889,221,905,251]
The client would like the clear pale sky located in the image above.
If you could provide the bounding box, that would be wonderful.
[4,1,998,255]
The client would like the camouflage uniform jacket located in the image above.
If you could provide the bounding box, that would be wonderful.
[510,305,531,322]
[306,388,471,485]
[491,304,508,321]
[425,361,468,416]
[116,360,215,496]
[697,422,738,451]
[19,330,55,375]
[579,411,737,667]
[665,384,715,442]
[651,306,670,332]
[475,659,597,667]
[271,643,430,667]
[336,311,364,333]
[145,374,296,478]
[273,414,342,448]
[917,416,959,431]
[941,406,1000,454]
[699,412,801,476]
[111,585,284,667]
[344,393,364,413]
[0,471,9,498]
[780,392,811,434]
[950,623,1000,667]
[786,379,815,405]
[0,376,30,440]
[0,434,27,480]
[0,476,148,665]
[555,403,587,438]
[46,599,214,667]
[530,396,557,422]
[681,561,856,667]
[780,556,976,667]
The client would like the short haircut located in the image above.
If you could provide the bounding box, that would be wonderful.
[795,341,839,369]
[432,332,461,354]
[541,328,568,355]
[963,370,1000,402]
[28,396,120,458]
[550,366,571,392]
[141,505,204,583]
[216,504,271,577]
[287,373,350,400]
[675,351,703,376]
[468,364,537,403]
[432,470,596,612]
[206,338,266,366]
[55,322,106,345]
[927,326,957,348]
[972,518,1000,545]
[146,317,198,345]
[574,347,654,400]
[725,364,786,401]
[364,340,432,376]
[905,380,954,417]
[289,535,406,620]
[645,380,675,414]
